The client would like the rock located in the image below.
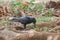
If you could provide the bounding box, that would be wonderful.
[53,9,60,17]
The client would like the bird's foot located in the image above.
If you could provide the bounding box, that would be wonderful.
[24,28,30,31]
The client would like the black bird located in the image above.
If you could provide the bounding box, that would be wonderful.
[11,16,36,29]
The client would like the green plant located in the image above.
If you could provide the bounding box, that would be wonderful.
[0,1,4,4]
[34,27,40,31]
[10,0,47,15]
[37,16,52,23]
[44,8,54,17]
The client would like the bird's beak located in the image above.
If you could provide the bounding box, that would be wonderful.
[8,17,15,22]
[9,17,14,20]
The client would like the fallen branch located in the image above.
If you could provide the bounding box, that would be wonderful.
[0,28,60,40]
[48,26,60,32]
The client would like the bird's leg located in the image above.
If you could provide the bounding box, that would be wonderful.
[24,24,30,30]
[33,23,36,28]
[24,24,26,29]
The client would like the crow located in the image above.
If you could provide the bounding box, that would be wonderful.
[10,16,36,29]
